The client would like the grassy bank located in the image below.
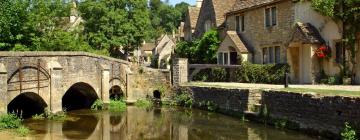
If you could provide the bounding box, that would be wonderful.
[0,114,30,136]
[279,88,360,97]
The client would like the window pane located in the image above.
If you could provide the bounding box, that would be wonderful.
[275,46,281,63]
[236,16,240,33]
[265,8,271,27]
[263,48,268,64]
[269,47,274,63]
[218,53,223,65]
[224,53,229,65]
[271,7,277,26]
[335,43,343,63]
[241,16,245,31]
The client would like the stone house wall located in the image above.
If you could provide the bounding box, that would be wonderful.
[193,0,217,38]
[226,0,294,64]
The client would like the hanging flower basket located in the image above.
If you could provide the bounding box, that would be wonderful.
[315,44,331,59]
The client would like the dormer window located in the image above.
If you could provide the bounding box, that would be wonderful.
[265,7,277,27]
[236,15,245,33]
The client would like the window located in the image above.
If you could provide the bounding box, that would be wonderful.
[218,53,224,65]
[204,20,212,32]
[265,7,277,27]
[263,46,281,64]
[218,52,236,65]
[335,42,344,64]
[224,53,229,65]
[236,15,245,33]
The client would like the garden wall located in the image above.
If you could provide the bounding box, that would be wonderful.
[176,86,360,139]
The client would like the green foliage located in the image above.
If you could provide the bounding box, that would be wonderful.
[274,118,288,129]
[174,92,193,108]
[109,100,127,112]
[198,100,218,112]
[235,62,289,84]
[47,111,67,121]
[16,126,30,137]
[192,68,227,82]
[0,114,22,129]
[32,114,45,120]
[91,99,104,111]
[341,122,358,140]
[175,30,221,64]
[135,99,153,109]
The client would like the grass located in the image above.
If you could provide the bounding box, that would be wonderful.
[135,99,153,109]
[0,114,30,137]
[279,88,360,97]
[15,126,30,137]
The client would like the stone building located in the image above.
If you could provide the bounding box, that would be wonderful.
[221,0,359,84]
[152,35,176,69]
[183,5,201,41]
[193,0,237,39]
[140,42,156,66]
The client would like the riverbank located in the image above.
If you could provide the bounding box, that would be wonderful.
[176,84,360,139]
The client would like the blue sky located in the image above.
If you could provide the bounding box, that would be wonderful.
[165,0,196,6]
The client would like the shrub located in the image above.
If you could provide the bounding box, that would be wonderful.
[91,99,104,110]
[109,100,127,112]
[341,122,358,140]
[192,68,227,82]
[47,111,67,121]
[135,99,153,109]
[174,92,193,108]
[0,114,22,129]
[32,114,45,120]
[235,62,289,84]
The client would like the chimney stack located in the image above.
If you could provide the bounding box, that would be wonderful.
[196,0,203,8]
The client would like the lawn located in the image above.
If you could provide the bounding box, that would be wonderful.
[279,88,360,97]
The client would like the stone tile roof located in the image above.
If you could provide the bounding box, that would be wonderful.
[226,31,249,53]
[230,0,285,13]
[291,22,325,44]
[213,0,237,27]
[141,43,155,51]
[188,7,200,29]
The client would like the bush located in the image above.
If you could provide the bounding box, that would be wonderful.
[341,122,358,140]
[0,114,22,129]
[235,62,289,84]
[16,126,30,137]
[174,92,193,108]
[109,100,127,112]
[192,68,227,82]
[91,99,104,110]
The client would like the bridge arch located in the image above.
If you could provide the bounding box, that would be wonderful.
[62,82,99,111]
[109,85,124,100]
[8,92,47,118]
[63,114,99,139]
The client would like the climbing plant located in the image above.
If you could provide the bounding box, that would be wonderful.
[311,0,360,83]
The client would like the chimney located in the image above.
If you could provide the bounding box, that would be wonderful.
[196,0,203,8]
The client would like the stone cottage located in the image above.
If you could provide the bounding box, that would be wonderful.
[141,42,156,66]
[182,1,201,41]
[152,35,176,69]
[193,0,237,39]
[221,0,359,84]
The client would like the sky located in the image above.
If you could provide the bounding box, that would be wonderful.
[165,0,196,6]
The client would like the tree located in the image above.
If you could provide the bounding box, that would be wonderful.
[79,0,152,57]
[311,0,360,83]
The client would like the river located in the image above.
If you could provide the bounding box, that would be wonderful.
[1,106,319,140]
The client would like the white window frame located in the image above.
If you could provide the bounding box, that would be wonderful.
[218,51,231,65]
[264,6,277,28]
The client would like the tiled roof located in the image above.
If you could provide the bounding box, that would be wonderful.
[141,43,155,51]
[226,31,249,53]
[291,22,325,44]
[188,7,200,29]
[230,0,285,13]
[213,0,237,27]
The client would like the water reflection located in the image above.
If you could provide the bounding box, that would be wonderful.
[20,106,318,140]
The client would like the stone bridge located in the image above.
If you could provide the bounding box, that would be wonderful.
[0,52,135,117]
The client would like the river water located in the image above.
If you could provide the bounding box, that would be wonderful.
[4,106,318,140]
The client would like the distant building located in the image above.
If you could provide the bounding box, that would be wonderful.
[141,42,156,66]
[152,35,176,69]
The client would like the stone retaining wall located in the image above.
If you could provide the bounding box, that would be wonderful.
[176,86,360,139]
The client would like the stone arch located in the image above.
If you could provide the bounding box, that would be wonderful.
[62,82,99,111]
[7,92,47,118]
[109,85,124,100]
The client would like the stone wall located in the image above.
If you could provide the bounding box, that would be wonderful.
[127,67,171,101]
[177,85,360,138]
[262,90,360,137]
[172,58,188,86]
[226,0,294,64]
